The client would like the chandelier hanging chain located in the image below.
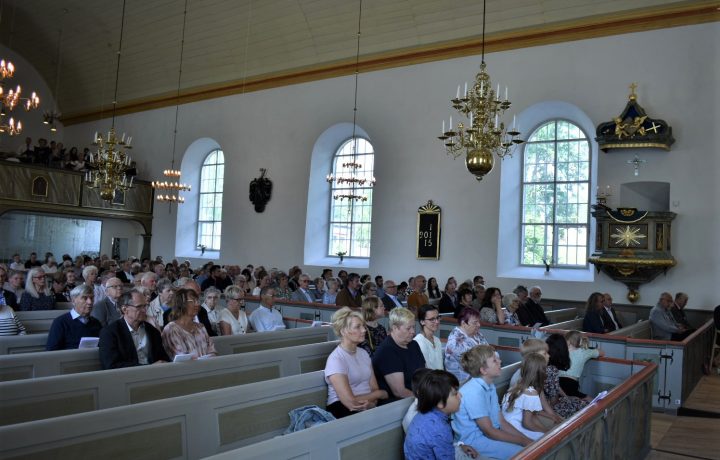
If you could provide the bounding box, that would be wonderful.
[85,0,135,202]
[152,0,191,204]
[325,0,375,202]
[436,0,524,181]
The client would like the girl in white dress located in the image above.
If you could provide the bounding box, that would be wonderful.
[219,285,250,335]
[502,353,556,441]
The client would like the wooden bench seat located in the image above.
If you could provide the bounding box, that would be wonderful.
[607,319,651,339]
[0,340,338,426]
[206,358,656,460]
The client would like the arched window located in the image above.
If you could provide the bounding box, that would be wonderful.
[328,138,374,258]
[521,120,590,267]
[197,149,224,251]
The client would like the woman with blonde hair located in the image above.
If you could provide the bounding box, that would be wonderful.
[359,296,387,357]
[324,307,387,418]
[19,268,55,311]
[371,307,426,402]
[219,285,250,335]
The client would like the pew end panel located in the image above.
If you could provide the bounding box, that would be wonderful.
[0,333,49,355]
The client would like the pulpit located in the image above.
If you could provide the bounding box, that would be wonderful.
[588,208,676,303]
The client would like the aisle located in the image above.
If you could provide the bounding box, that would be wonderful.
[647,374,720,460]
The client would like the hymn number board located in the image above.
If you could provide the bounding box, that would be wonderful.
[416,200,441,260]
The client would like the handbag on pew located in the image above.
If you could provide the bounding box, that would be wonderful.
[284,405,336,434]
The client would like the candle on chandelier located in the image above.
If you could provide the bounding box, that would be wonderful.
[496,84,500,98]
[505,86,508,101]
[512,115,516,129]
[470,112,474,127]
[464,82,468,97]
[449,116,453,131]
[442,120,445,134]
[494,114,498,128]
[456,85,460,99]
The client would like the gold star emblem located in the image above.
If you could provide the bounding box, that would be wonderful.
[611,225,647,247]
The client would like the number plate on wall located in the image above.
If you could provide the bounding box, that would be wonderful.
[416,200,441,260]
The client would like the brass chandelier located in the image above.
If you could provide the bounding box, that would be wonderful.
[152,0,191,204]
[0,59,40,135]
[85,0,134,202]
[325,0,375,202]
[437,0,523,181]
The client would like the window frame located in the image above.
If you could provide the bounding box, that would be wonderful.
[520,118,591,269]
[196,148,224,251]
[326,137,374,259]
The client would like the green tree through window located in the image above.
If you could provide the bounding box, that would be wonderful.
[521,120,590,267]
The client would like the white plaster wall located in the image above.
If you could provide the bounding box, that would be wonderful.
[62,23,719,308]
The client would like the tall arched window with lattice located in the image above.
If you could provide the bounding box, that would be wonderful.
[521,120,590,267]
[197,149,224,251]
[328,138,374,258]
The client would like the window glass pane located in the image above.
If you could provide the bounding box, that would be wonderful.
[197,149,224,250]
[521,120,589,267]
[328,139,375,258]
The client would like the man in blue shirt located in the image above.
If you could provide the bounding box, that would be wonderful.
[46,285,102,350]
[249,287,285,332]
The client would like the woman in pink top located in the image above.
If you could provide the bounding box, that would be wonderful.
[161,288,217,360]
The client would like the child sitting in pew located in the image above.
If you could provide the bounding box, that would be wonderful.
[452,345,533,460]
[558,330,604,399]
[404,369,479,460]
[501,353,555,441]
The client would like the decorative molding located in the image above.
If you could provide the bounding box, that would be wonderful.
[60,2,720,126]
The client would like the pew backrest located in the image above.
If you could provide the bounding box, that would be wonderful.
[0,323,334,380]
[0,371,330,459]
[544,308,579,323]
[607,320,651,339]
[14,309,68,333]
[0,340,338,426]
[542,318,584,331]
[0,333,48,355]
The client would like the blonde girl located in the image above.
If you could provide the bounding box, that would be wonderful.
[559,330,604,399]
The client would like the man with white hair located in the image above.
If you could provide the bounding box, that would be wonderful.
[91,277,125,327]
[82,265,106,303]
[46,285,102,350]
[291,273,315,302]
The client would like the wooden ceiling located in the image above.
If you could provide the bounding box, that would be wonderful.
[0,0,716,124]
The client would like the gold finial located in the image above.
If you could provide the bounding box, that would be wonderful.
[629,82,638,101]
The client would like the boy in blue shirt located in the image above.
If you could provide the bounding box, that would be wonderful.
[404,369,479,460]
[452,345,533,459]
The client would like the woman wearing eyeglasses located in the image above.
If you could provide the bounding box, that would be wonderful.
[161,287,217,360]
[19,268,56,311]
[219,285,250,335]
[414,304,444,370]
[444,306,489,383]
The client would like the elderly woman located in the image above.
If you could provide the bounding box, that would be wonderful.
[147,279,173,330]
[273,272,293,300]
[202,287,222,335]
[19,268,56,311]
[82,265,105,303]
[361,281,378,301]
[371,307,426,402]
[0,294,26,335]
[219,285,250,335]
[359,296,387,357]
[414,304,443,370]
[503,293,522,326]
[325,307,388,418]
[161,287,217,360]
[233,274,249,294]
[444,307,489,382]
[322,278,339,305]
[480,287,506,325]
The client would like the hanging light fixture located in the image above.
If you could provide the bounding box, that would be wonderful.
[437,0,523,181]
[325,0,375,202]
[43,9,68,133]
[152,0,191,204]
[84,0,134,202]
[0,58,40,135]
